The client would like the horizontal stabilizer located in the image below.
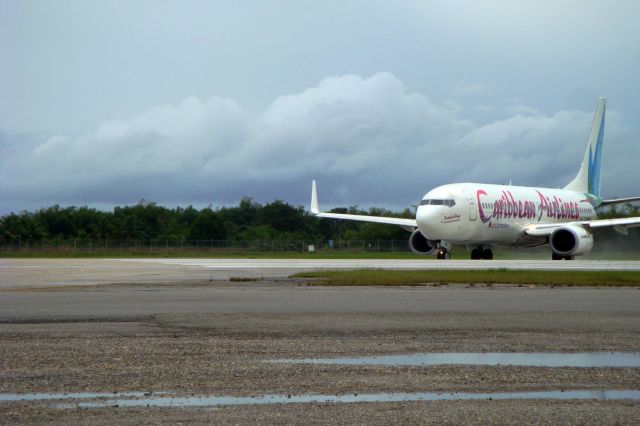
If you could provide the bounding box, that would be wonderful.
[598,196,640,207]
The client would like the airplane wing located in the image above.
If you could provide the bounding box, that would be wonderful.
[524,217,640,237]
[310,181,417,229]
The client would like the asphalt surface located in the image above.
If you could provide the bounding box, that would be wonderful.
[1,258,639,424]
[2,281,640,321]
[2,258,640,290]
[1,259,639,320]
[109,257,640,271]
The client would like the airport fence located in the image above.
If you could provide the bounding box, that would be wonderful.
[0,238,413,254]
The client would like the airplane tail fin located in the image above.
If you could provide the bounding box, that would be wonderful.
[564,97,606,197]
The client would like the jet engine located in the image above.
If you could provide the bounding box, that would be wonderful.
[549,225,594,257]
[409,229,437,255]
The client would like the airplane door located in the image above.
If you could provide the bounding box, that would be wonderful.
[462,190,477,221]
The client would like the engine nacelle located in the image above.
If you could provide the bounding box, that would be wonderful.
[409,229,437,255]
[550,225,594,257]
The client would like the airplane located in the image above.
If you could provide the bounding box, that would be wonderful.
[310,98,640,260]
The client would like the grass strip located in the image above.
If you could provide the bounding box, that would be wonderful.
[293,269,640,287]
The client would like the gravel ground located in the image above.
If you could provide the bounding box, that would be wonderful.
[1,277,639,424]
[3,400,640,425]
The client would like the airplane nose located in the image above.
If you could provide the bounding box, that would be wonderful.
[416,205,438,235]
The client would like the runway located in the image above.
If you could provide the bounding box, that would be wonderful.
[2,258,640,290]
[1,258,639,321]
[130,257,640,271]
[1,257,639,423]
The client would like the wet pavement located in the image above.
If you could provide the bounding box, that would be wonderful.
[1,260,639,423]
[277,352,640,368]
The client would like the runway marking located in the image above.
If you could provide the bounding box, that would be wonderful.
[114,258,640,272]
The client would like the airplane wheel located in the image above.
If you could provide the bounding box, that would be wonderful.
[482,249,493,260]
[552,253,562,260]
[437,249,450,260]
[471,248,481,260]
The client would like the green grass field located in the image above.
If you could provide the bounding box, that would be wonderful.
[293,269,640,286]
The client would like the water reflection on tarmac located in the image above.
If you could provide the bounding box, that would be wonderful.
[277,352,640,368]
[3,389,637,408]
[51,390,640,408]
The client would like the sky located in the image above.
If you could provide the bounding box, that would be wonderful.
[1,0,639,214]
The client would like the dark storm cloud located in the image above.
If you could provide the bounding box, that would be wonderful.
[1,73,635,213]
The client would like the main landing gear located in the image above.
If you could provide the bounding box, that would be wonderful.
[471,246,493,260]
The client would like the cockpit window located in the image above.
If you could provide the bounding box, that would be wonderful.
[420,199,456,207]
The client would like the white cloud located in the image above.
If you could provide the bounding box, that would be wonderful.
[0,72,637,213]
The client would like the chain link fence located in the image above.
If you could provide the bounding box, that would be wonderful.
[0,239,412,254]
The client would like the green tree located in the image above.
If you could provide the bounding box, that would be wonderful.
[188,209,227,240]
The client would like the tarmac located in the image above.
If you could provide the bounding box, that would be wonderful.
[1,258,639,424]
[2,258,640,290]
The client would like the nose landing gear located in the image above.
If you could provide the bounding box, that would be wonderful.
[436,248,450,259]
[434,240,452,260]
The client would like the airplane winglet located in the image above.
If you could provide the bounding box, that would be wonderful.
[311,180,320,214]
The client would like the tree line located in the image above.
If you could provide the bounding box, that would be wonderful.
[1,199,637,244]
[0,199,414,242]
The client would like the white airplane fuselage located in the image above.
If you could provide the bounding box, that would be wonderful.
[417,183,597,247]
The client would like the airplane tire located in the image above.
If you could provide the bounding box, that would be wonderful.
[483,249,493,260]
[437,250,450,260]
[552,253,563,260]
[471,248,481,260]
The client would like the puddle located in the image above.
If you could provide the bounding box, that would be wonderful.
[277,352,640,368]
[54,390,640,408]
[3,389,638,408]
